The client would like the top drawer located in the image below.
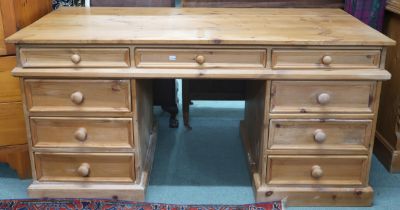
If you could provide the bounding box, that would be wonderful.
[270,81,376,113]
[271,49,381,70]
[135,48,266,68]
[24,79,131,114]
[19,48,130,68]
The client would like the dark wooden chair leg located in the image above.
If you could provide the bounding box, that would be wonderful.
[161,105,179,128]
[182,80,191,129]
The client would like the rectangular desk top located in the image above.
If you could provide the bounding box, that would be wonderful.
[6,7,395,46]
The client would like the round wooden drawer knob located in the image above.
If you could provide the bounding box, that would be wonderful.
[74,127,87,142]
[195,55,206,65]
[70,91,84,105]
[311,165,323,179]
[322,55,332,65]
[77,162,90,177]
[71,54,81,64]
[313,129,326,143]
[317,93,330,105]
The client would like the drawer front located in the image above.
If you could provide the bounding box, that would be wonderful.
[266,155,368,186]
[35,153,135,182]
[20,48,130,68]
[268,119,372,152]
[271,49,381,69]
[135,48,266,68]
[25,79,131,113]
[270,81,375,113]
[31,117,134,149]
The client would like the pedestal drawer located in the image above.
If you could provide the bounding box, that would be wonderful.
[30,117,134,149]
[35,153,135,182]
[266,155,368,186]
[271,49,381,70]
[135,48,266,68]
[20,48,130,68]
[270,81,376,113]
[268,119,372,153]
[24,79,131,113]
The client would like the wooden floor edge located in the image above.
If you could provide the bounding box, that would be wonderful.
[256,186,373,207]
[374,132,400,173]
[28,182,145,200]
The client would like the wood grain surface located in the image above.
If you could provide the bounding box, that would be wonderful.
[5,7,395,46]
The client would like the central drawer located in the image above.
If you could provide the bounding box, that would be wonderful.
[135,48,266,68]
[268,119,372,152]
[35,153,135,182]
[30,117,134,149]
[270,81,376,113]
[24,79,131,113]
[266,155,368,186]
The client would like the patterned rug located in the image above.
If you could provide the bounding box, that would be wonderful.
[0,199,284,210]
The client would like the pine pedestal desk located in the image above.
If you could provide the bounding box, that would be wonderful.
[6,7,395,206]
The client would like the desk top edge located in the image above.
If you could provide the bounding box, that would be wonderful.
[6,7,396,46]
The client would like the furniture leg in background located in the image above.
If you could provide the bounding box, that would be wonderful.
[0,56,30,178]
[0,0,52,178]
[153,79,179,128]
[374,0,400,172]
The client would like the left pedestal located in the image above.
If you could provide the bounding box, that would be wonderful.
[20,79,155,200]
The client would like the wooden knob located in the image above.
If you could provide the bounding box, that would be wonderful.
[317,93,330,105]
[311,165,323,179]
[313,129,326,143]
[70,91,84,105]
[71,54,81,64]
[77,163,90,177]
[74,127,87,142]
[195,55,205,65]
[322,55,332,65]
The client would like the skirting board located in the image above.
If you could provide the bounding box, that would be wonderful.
[239,120,373,206]
[374,131,400,173]
[28,122,158,201]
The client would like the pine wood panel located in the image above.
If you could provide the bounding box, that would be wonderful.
[266,155,368,186]
[5,7,395,46]
[30,117,134,149]
[24,79,131,114]
[387,0,400,15]
[35,152,135,182]
[0,144,31,178]
[0,0,52,55]
[270,81,376,113]
[268,119,372,153]
[271,49,381,70]
[0,102,27,146]
[135,48,266,68]
[0,56,20,102]
[182,0,344,8]
[20,48,130,68]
